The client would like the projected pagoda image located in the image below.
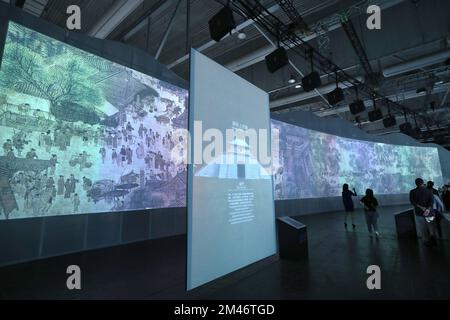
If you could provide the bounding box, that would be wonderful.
[195,132,271,180]
[0,22,188,220]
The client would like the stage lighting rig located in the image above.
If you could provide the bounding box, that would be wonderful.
[368,99,383,122]
[341,15,373,77]
[277,0,310,34]
[327,70,344,105]
[301,49,321,92]
[15,0,25,8]
[225,0,436,130]
[349,86,365,115]
[383,101,397,128]
[265,47,289,73]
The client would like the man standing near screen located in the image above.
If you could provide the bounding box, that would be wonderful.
[410,178,437,247]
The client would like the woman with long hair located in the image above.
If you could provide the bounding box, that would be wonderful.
[342,183,357,229]
[360,189,379,237]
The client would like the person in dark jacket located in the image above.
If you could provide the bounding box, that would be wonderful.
[360,189,379,237]
[342,184,357,229]
[442,185,450,211]
[426,181,439,196]
[410,178,437,247]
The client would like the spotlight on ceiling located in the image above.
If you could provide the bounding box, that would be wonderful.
[237,32,247,40]
[435,80,444,85]
[288,75,296,84]
[295,84,302,89]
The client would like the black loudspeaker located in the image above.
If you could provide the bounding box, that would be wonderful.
[208,7,235,42]
[265,47,289,73]
[326,87,344,105]
[435,135,446,144]
[15,0,26,8]
[383,116,397,128]
[301,71,321,92]
[408,127,422,138]
[349,100,365,115]
[422,130,433,140]
[368,109,383,122]
[399,122,412,134]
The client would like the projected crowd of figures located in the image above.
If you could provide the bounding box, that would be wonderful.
[0,22,188,220]
[271,120,443,200]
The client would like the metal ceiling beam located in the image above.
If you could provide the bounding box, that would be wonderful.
[88,0,144,39]
[360,108,450,134]
[270,77,362,108]
[270,47,450,108]
[166,3,281,69]
[155,0,183,60]
[225,0,405,72]
[253,23,334,110]
[119,0,174,41]
[315,82,450,117]
[383,48,450,77]
[341,16,374,76]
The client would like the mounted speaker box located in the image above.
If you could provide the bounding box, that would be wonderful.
[368,109,383,122]
[208,7,235,42]
[349,100,365,115]
[422,130,433,140]
[15,0,25,8]
[301,71,321,92]
[326,87,344,105]
[265,47,289,73]
[399,122,412,134]
[435,135,446,144]
[383,116,397,128]
[364,72,383,89]
[410,127,422,138]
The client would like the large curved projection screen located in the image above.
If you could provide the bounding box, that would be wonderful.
[272,119,443,200]
[0,22,188,220]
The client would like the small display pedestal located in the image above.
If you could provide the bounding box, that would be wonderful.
[394,208,417,239]
[276,216,308,260]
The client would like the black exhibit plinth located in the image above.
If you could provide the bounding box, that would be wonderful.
[394,208,417,239]
[276,216,308,260]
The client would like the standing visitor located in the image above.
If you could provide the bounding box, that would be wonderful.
[342,184,357,229]
[360,189,379,237]
[410,178,437,247]
[442,184,450,211]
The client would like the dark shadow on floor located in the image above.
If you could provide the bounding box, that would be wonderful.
[0,205,449,299]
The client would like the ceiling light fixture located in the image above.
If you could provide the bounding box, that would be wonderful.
[237,32,247,40]
[288,75,296,84]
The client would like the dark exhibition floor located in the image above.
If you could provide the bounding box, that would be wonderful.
[1,205,449,300]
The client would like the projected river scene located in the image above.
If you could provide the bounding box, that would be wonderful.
[0,22,188,220]
[271,120,443,200]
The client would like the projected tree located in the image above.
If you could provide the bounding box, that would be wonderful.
[0,43,104,124]
[0,21,189,219]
